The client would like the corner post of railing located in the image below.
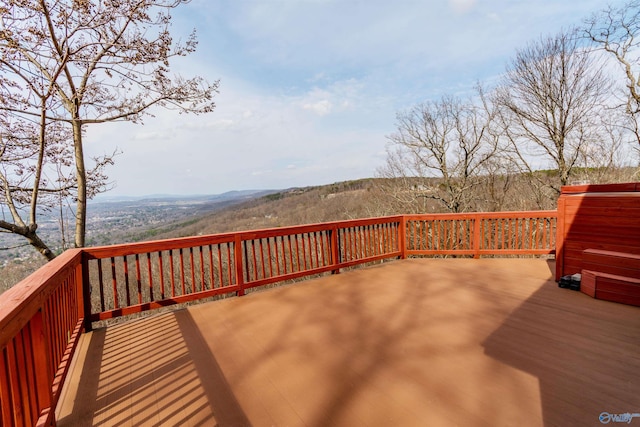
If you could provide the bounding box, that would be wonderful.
[330,225,341,274]
[399,216,407,259]
[555,197,566,281]
[80,250,93,332]
[472,214,481,259]
[234,235,245,296]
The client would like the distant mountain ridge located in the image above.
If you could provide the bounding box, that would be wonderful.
[91,189,279,204]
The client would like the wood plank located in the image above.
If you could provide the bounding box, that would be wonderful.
[583,249,640,279]
[580,269,640,307]
[563,204,640,219]
[58,259,640,427]
[561,182,640,194]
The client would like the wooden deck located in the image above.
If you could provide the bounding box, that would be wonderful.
[55,258,640,427]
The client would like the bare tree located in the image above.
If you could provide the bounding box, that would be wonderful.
[379,91,499,213]
[0,0,219,256]
[585,1,640,145]
[496,29,612,193]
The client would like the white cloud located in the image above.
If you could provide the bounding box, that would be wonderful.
[303,99,332,116]
[82,0,629,197]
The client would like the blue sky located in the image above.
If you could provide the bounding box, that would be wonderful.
[87,0,625,197]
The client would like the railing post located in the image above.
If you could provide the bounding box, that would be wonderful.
[330,226,340,274]
[399,216,407,259]
[555,197,566,281]
[472,215,481,259]
[80,252,93,332]
[234,235,245,296]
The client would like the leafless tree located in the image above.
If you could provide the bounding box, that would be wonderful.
[585,1,640,145]
[379,91,500,213]
[0,0,219,257]
[495,29,612,194]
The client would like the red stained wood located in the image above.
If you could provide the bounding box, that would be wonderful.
[581,270,640,307]
[583,249,640,279]
[147,253,155,301]
[56,259,640,427]
[556,183,640,279]
[2,211,568,426]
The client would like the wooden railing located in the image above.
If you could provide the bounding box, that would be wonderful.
[81,216,404,323]
[0,211,556,426]
[0,250,85,427]
[406,211,557,258]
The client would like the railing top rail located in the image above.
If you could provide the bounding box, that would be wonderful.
[82,215,406,259]
[0,249,83,349]
[404,210,557,220]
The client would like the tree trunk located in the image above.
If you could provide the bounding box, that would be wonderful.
[72,119,87,248]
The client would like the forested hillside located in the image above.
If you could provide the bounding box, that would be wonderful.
[134,168,639,243]
[3,169,638,294]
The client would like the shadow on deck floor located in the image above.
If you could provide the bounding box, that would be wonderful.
[57,258,640,427]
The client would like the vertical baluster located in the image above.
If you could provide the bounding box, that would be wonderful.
[134,254,142,304]
[495,219,499,250]
[319,231,327,266]
[259,239,267,279]
[362,226,368,258]
[309,233,316,268]
[274,237,282,276]
[531,218,536,250]
[21,324,38,424]
[293,235,300,271]
[363,226,369,258]
[422,220,426,251]
[266,238,274,277]
[189,247,196,293]
[110,257,119,309]
[1,347,15,426]
[305,233,312,269]
[199,246,205,292]
[178,248,186,295]
[226,243,233,286]
[169,250,176,297]
[123,256,131,306]
[452,219,457,250]
[308,233,314,268]
[13,330,33,426]
[178,248,187,295]
[208,245,215,290]
[361,227,366,258]
[352,227,358,260]
[250,240,258,280]
[97,259,105,312]
[285,236,292,274]
[346,228,351,262]
[143,253,152,302]
[158,252,165,300]
[464,219,469,251]
[351,228,356,260]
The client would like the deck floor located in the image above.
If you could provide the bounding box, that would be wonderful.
[56,258,640,427]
